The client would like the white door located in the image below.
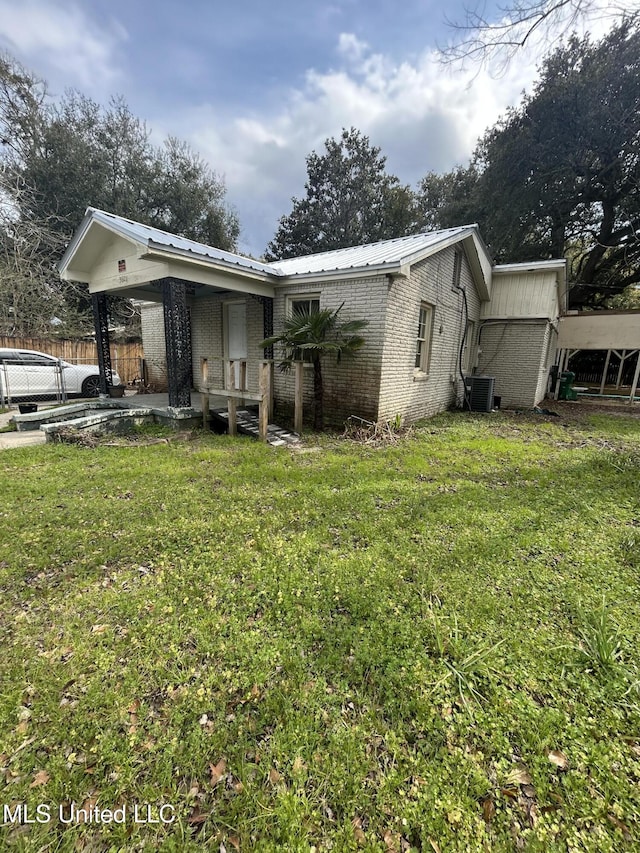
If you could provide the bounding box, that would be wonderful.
[226,302,247,389]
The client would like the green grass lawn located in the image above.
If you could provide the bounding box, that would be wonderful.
[1,411,639,852]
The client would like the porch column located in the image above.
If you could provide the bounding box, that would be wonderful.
[251,295,274,358]
[159,277,192,408]
[91,292,113,394]
[615,350,626,389]
[599,349,612,396]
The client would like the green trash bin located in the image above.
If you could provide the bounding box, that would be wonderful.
[559,371,576,400]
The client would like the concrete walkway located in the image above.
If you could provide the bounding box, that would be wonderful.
[0,408,46,449]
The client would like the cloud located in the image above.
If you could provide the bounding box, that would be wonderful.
[0,0,126,95]
[177,33,541,255]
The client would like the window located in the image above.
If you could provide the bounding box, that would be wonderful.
[415,303,434,374]
[289,295,320,317]
[20,353,56,366]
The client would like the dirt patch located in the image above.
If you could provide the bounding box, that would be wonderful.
[511,398,640,424]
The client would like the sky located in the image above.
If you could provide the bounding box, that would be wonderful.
[0,0,619,256]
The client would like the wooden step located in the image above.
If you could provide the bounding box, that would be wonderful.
[211,408,301,447]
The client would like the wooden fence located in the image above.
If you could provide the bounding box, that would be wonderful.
[0,336,144,385]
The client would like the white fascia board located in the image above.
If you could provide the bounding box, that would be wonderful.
[493,259,567,274]
[144,245,276,284]
[481,314,550,321]
[59,267,89,283]
[56,209,94,274]
[462,234,491,301]
[58,217,146,279]
[273,265,397,285]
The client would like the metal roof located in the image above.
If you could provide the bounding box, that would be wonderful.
[58,208,281,278]
[270,226,478,277]
[58,209,482,283]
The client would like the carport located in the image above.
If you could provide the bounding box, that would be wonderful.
[557,310,640,402]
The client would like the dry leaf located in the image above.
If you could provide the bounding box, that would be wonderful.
[506,765,532,786]
[91,624,109,635]
[268,767,282,785]
[482,797,496,822]
[383,829,400,852]
[352,816,366,844]
[228,836,241,851]
[548,749,569,771]
[30,770,50,788]
[78,797,98,822]
[127,699,141,714]
[187,807,208,825]
[500,786,519,800]
[607,813,632,839]
[292,756,306,774]
[210,758,227,785]
[232,780,244,793]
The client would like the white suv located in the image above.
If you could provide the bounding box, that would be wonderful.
[0,348,121,400]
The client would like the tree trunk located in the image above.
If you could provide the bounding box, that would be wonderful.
[313,357,323,430]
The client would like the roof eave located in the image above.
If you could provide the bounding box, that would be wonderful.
[144,243,278,283]
[56,208,99,275]
[274,260,407,284]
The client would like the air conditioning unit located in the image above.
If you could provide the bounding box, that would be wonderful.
[464,375,495,413]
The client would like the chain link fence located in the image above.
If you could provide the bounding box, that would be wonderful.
[0,351,144,408]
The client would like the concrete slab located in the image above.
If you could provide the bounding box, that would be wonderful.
[0,429,46,449]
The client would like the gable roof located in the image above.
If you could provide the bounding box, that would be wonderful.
[270,226,480,277]
[57,208,492,299]
[57,207,279,280]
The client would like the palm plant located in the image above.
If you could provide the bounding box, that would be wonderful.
[261,305,367,430]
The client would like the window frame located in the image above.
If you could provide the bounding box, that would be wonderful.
[414,302,435,376]
[286,293,321,318]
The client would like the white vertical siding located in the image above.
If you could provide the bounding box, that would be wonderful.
[482,271,558,319]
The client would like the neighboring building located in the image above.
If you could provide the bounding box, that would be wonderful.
[57,208,567,424]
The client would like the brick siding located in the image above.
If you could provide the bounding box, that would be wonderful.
[378,247,481,422]
[476,320,552,408]
[139,302,167,389]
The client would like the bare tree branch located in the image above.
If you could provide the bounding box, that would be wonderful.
[440,0,640,72]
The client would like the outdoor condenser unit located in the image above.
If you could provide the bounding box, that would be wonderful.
[464,375,495,413]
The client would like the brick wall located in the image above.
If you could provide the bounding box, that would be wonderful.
[272,276,388,425]
[190,294,265,391]
[378,246,482,423]
[476,320,551,408]
[139,302,167,389]
[139,245,486,425]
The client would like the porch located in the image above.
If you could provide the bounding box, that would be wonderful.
[56,208,278,412]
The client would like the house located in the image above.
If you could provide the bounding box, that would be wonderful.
[57,208,567,425]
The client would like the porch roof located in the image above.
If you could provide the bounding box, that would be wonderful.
[57,208,278,300]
